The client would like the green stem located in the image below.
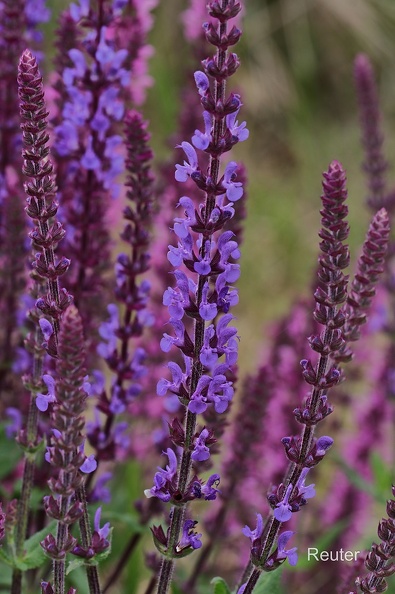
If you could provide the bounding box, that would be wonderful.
[76,485,102,594]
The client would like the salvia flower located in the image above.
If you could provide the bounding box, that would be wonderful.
[176,519,202,553]
[144,448,178,502]
[242,514,264,544]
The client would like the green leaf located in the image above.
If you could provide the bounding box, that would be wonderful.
[14,520,56,570]
[66,557,94,575]
[211,576,231,594]
[0,427,23,481]
[252,567,285,594]
[66,566,89,594]
[171,583,183,594]
[333,455,379,501]
[0,547,13,567]
[370,452,392,497]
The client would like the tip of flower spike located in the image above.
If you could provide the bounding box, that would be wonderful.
[326,160,344,177]
[19,49,38,72]
[375,207,389,224]
[354,53,373,77]
[21,48,34,61]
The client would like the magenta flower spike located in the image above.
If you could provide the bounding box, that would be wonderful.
[354,54,389,211]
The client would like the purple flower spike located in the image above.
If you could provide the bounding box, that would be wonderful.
[153,2,246,585]
[354,54,388,211]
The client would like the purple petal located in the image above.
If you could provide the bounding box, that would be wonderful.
[80,454,97,473]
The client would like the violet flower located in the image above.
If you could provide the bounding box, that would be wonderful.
[176,520,202,553]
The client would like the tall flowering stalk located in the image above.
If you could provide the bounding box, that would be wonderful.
[144,1,247,593]
[239,162,390,594]
[89,109,155,468]
[12,49,72,594]
[41,305,103,594]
